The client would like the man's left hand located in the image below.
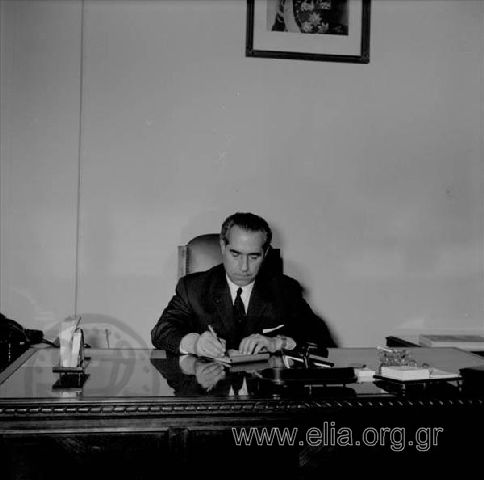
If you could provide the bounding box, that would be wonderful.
[238,334,277,354]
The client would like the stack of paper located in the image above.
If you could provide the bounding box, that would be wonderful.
[419,334,484,351]
[429,368,460,380]
[379,366,431,381]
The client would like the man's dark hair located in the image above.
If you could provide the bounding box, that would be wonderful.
[220,212,272,252]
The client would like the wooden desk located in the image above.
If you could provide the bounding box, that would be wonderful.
[1,347,484,478]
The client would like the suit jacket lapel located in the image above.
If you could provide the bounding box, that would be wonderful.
[247,278,270,320]
[209,267,235,336]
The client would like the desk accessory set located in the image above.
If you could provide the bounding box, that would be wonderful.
[52,315,89,389]
[373,346,462,391]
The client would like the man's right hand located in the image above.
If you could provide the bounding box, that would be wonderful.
[195,331,226,358]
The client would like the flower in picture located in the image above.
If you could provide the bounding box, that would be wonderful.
[309,12,322,25]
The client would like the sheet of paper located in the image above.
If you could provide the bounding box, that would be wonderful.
[59,316,81,367]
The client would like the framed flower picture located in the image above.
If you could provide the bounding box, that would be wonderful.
[246,0,371,63]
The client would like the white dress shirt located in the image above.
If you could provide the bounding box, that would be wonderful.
[225,275,254,313]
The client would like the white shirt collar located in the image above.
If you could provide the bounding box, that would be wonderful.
[226,275,254,312]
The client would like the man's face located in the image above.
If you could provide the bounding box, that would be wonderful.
[220,226,267,287]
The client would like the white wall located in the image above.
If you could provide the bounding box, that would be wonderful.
[0,0,81,331]
[1,0,483,348]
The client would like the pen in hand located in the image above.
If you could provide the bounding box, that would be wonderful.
[208,325,226,355]
[208,325,218,339]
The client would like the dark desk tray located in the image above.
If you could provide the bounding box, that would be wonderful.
[260,367,357,385]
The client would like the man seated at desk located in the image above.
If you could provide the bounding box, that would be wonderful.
[151,212,335,358]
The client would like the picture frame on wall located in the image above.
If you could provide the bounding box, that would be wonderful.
[246,0,371,63]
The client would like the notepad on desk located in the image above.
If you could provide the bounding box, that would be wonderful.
[213,350,270,365]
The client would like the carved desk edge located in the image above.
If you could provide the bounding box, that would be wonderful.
[0,395,483,419]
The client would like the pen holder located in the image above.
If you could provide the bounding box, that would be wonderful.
[299,343,331,369]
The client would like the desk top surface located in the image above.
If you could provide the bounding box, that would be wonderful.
[1,347,483,403]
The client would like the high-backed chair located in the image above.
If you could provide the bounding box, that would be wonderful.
[178,233,283,279]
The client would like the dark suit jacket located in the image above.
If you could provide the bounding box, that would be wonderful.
[151,264,336,353]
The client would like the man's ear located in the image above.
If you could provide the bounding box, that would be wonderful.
[219,238,226,253]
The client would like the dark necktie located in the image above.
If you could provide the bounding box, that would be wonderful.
[233,287,245,323]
